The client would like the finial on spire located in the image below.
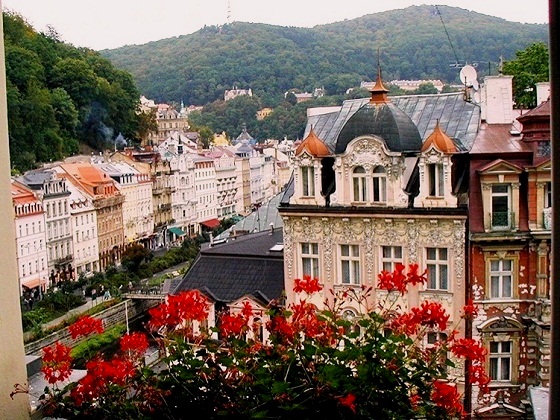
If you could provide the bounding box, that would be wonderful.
[369,49,389,104]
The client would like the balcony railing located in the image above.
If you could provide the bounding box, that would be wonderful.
[543,207,552,230]
[491,211,515,230]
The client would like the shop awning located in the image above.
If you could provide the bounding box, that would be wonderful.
[168,226,186,237]
[201,218,220,229]
[22,277,46,289]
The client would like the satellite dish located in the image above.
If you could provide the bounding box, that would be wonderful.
[459,65,478,87]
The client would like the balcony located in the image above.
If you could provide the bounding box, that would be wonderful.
[54,254,73,266]
[491,211,515,230]
[543,207,552,230]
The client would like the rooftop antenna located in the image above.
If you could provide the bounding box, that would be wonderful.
[227,0,231,24]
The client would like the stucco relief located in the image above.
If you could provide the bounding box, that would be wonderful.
[320,218,334,281]
[282,219,294,280]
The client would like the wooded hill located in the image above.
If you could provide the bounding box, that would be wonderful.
[101,5,548,107]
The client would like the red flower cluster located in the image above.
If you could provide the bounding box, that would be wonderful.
[390,301,449,335]
[450,338,487,362]
[411,301,449,331]
[41,341,73,384]
[220,312,248,337]
[338,393,357,413]
[431,381,464,417]
[71,357,136,406]
[377,263,427,295]
[69,315,104,339]
[293,275,322,294]
[461,298,479,320]
[120,332,149,356]
[148,290,209,330]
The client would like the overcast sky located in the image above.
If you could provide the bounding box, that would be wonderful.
[1,0,550,51]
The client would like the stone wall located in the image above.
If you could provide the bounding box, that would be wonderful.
[25,299,160,356]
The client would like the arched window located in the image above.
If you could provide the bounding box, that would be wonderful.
[352,166,367,202]
[372,166,387,203]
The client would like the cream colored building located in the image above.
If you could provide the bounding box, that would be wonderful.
[279,74,479,342]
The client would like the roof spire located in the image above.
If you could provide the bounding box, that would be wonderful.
[369,48,389,104]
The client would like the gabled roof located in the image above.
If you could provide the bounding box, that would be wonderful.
[172,229,284,304]
[477,159,523,174]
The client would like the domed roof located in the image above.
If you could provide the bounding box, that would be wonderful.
[421,120,458,153]
[295,128,330,157]
[334,68,422,154]
[335,102,422,154]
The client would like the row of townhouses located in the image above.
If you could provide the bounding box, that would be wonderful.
[174,69,552,418]
[12,132,291,296]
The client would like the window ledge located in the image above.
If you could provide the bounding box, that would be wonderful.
[487,382,520,389]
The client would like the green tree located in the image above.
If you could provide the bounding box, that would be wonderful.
[502,42,549,109]
[414,82,439,95]
[121,243,151,274]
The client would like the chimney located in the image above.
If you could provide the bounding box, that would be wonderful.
[209,232,214,247]
[269,222,274,234]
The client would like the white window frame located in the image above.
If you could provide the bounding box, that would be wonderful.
[301,242,320,278]
[545,181,552,208]
[428,163,444,197]
[372,166,387,203]
[301,166,315,197]
[381,246,403,272]
[340,244,360,285]
[489,259,513,299]
[426,248,448,290]
[489,341,512,381]
[352,166,368,202]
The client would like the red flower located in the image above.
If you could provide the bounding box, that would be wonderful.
[431,381,464,417]
[450,338,487,363]
[338,393,356,413]
[389,312,420,335]
[120,332,149,356]
[241,300,253,319]
[69,315,104,339]
[41,341,73,384]
[71,356,136,405]
[219,312,247,338]
[461,299,479,320]
[148,290,209,330]
[293,275,322,294]
[411,301,449,331]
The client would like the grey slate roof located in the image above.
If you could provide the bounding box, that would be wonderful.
[306,92,480,153]
[173,229,284,305]
[216,192,285,239]
[335,102,422,154]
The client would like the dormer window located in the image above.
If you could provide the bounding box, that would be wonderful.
[491,185,511,229]
[301,166,315,197]
[352,166,367,202]
[428,163,444,197]
[372,166,387,202]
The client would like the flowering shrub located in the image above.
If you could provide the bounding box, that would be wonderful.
[33,264,489,419]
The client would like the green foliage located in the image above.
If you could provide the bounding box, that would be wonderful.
[2,11,142,172]
[502,42,550,108]
[102,5,548,110]
[37,290,86,313]
[71,324,127,367]
[121,243,151,274]
[21,307,50,332]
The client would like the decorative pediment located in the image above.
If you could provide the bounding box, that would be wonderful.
[478,316,524,333]
[535,159,551,172]
[477,159,523,175]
